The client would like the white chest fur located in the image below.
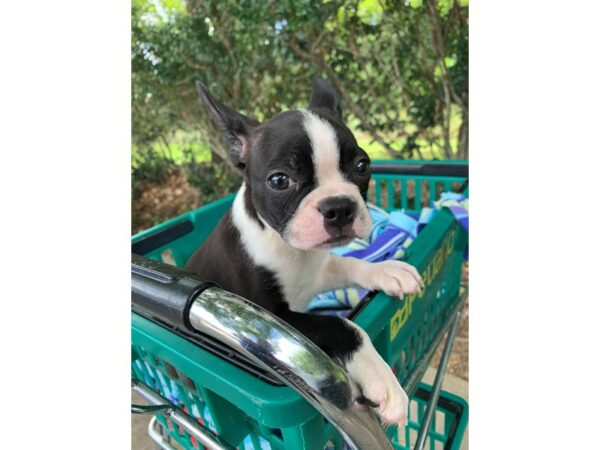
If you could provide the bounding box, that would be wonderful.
[231,184,331,311]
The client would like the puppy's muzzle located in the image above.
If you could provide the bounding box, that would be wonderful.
[318,196,357,234]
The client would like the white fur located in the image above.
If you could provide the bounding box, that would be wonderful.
[321,255,424,299]
[232,184,331,311]
[301,109,344,186]
[345,321,409,426]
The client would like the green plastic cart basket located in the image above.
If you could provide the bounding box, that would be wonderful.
[131,160,469,450]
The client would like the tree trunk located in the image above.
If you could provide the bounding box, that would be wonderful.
[457,109,469,160]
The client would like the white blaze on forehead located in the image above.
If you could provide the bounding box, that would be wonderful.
[301,110,343,185]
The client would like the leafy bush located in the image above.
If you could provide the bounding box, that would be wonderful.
[131,0,468,232]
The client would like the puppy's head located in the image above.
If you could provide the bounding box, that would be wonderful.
[197,78,372,250]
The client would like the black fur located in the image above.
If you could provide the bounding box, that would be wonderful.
[185,211,287,314]
[309,77,342,118]
[246,111,316,234]
[277,309,362,365]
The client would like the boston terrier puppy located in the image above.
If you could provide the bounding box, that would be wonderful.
[186,78,423,426]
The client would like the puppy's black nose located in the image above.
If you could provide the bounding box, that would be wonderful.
[318,197,357,229]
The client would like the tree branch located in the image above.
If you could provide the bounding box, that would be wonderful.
[288,37,400,158]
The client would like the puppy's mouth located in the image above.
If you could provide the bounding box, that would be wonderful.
[316,233,356,249]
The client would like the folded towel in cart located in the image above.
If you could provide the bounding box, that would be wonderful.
[307,192,468,317]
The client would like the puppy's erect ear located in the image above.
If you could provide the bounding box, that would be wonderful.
[196,81,259,169]
[309,77,342,119]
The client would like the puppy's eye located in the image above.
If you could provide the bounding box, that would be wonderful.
[267,173,295,190]
[355,159,370,175]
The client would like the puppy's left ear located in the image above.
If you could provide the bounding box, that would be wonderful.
[309,77,342,119]
[196,81,259,170]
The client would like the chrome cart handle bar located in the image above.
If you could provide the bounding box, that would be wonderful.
[131,254,392,450]
[188,286,393,450]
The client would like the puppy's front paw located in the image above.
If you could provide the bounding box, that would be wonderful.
[346,335,409,426]
[365,260,423,298]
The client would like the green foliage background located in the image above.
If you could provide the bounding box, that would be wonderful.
[132,0,468,232]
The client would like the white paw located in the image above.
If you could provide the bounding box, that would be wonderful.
[365,260,423,298]
[345,324,409,426]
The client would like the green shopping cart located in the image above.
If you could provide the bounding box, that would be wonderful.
[131,159,469,450]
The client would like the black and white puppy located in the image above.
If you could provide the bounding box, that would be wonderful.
[186,78,423,426]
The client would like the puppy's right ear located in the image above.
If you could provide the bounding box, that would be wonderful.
[309,77,342,119]
[196,81,259,169]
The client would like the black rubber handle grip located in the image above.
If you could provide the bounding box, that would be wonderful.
[131,254,216,331]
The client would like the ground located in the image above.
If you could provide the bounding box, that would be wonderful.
[431,262,469,381]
